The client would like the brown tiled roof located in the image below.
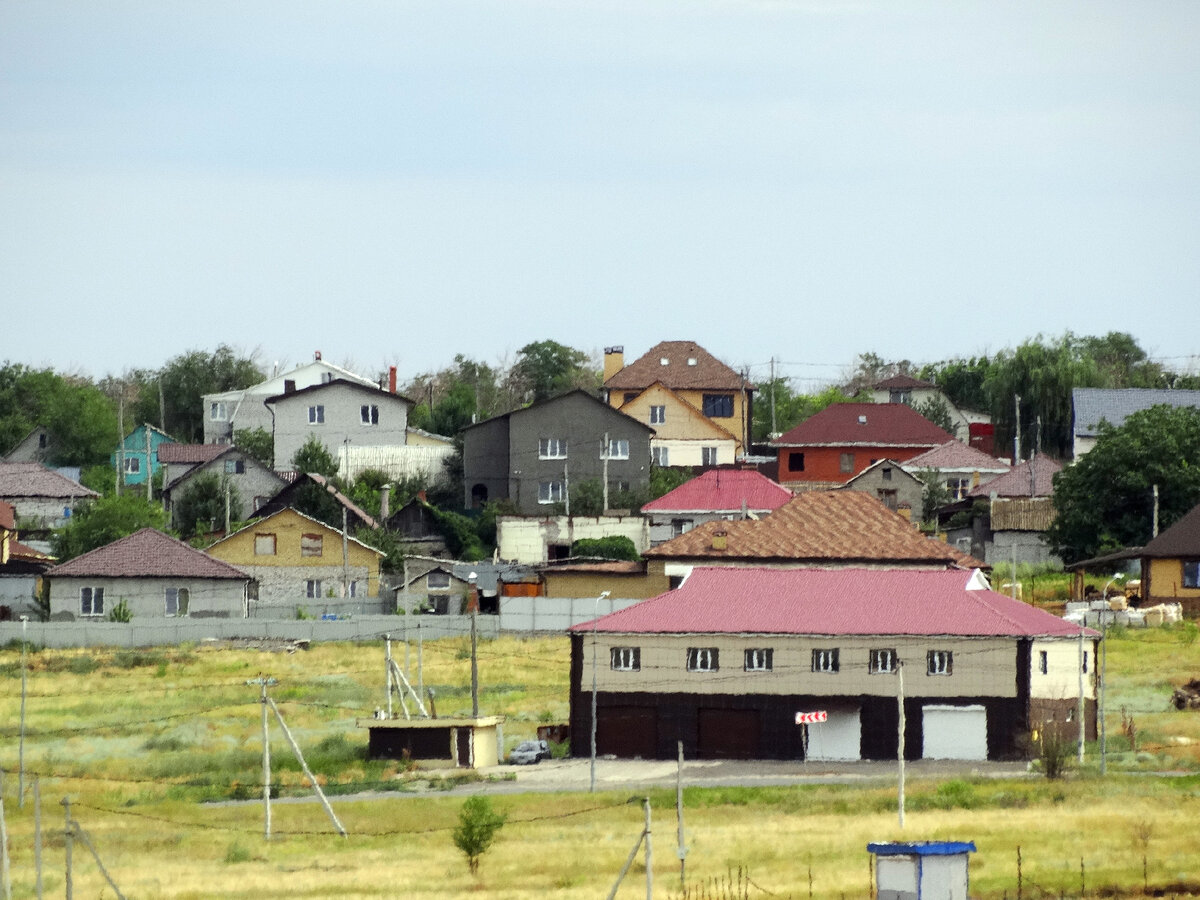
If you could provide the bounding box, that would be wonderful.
[771,403,953,448]
[10,539,54,562]
[604,341,753,392]
[541,560,646,575]
[46,528,249,579]
[0,500,14,530]
[1141,502,1200,558]
[0,462,99,500]
[968,455,1061,499]
[158,443,229,465]
[644,490,964,565]
[904,441,1011,473]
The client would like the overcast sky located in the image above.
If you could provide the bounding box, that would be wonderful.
[2,1,1197,391]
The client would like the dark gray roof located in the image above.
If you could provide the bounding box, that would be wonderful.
[1142,503,1200,558]
[1073,388,1200,438]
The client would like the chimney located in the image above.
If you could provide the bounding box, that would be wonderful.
[389,366,397,394]
[380,484,391,520]
[603,346,625,383]
[858,415,868,425]
[284,379,296,394]
[711,529,727,551]
[314,350,322,361]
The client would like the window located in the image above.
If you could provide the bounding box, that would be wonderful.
[308,405,325,424]
[745,648,773,672]
[671,518,692,537]
[320,372,334,384]
[788,452,805,472]
[124,457,141,474]
[360,404,379,425]
[538,481,565,504]
[701,446,718,466]
[306,580,322,598]
[611,647,641,671]
[347,580,358,597]
[649,405,665,424]
[839,452,855,474]
[877,489,898,510]
[224,458,245,474]
[609,479,631,494]
[927,650,953,676]
[686,647,719,672]
[1081,651,1088,674]
[80,586,104,617]
[623,392,639,404]
[1183,560,1200,589]
[668,575,685,589]
[606,438,630,459]
[165,587,189,617]
[889,389,912,405]
[882,466,893,481]
[538,437,568,459]
[254,533,277,556]
[948,477,972,500]
[210,401,228,421]
[1039,650,1048,674]
[812,648,840,673]
[870,648,897,674]
[301,533,324,557]
[702,394,733,418]
[652,446,670,466]
[427,571,450,590]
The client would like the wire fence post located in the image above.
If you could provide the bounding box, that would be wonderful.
[62,797,73,900]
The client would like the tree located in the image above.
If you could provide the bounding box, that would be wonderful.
[174,472,241,538]
[1047,405,1200,564]
[916,356,993,413]
[233,427,273,469]
[52,494,170,562]
[406,354,508,437]
[0,362,119,466]
[571,535,640,561]
[912,395,958,439]
[452,795,506,876]
[752,379,862,442]
[506,340,596,404]
[842,352,913,395]
[131,346,263,442]
[292,435,339,478]
[916,469,952,524]
[1078,331,1166,389]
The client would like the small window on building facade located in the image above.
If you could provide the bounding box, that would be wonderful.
[649,405,665,424]
[870,648,897,674]
[301,533,324,557]
[308,405,325,424]
[671,518,691,537]
[80,586,104,617]
[668,575,685,590]
[320,372,333,383]
[889,389,912,405]
[686,647,719,672]
[427,571,450,590]
[306,580,322,598]
[1081,651,1088,674]
[611,647,640,671]
[210,401,227,420]
[623,392,639,404]
[224,458,246,474]
[745,648,773,671]
[124,457,141,474]
[1039,650,1048,674]
[788,452,805,472]
[165,587,189,616]
[948,477,971,500]
[877,489,898,510]
[1183,560,1200,589]
[927,650,953,676]
[254,533,277,556]
[609,479,631,494]
[882,466,892,481]
[652,446,669,466]
[839,452,855,474]
[607,438,630,459]
[701,446,718,466]
[347,580,358,597]
[538,437,568,459]
[702,394,733,418]
[538,481,565,504]
[360,404,379,425]
[812,648,840,673]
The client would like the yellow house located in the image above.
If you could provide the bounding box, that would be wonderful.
[616,383,740,467]
[1139,501,1200,616]
[206,507,385,608]
[603,342,754,456]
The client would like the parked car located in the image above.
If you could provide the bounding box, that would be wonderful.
[509,739,551,765]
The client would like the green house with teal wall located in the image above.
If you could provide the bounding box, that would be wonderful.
[110,424,175,486]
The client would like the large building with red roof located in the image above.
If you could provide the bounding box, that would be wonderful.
[568,567,1095,762]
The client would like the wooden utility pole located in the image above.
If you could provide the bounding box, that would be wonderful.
[897,662,906,829]
[62,797,73,900]
[1013,394,1021,463]
[266,698,346,837]
[1077,630,1086,763]
[1,769,11,900]
[341,507,350,599]
[470,610,480,718]
[676,741,687,886]
[643,796,653,900]
[144,426,153,502]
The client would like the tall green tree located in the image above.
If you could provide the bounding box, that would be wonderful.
[292,435,339,478]
[0,363,119,466]
[174,472,241,538]
[506,340,596,404]
[752,379,862,442]
[916,356,994,413]
[1047,405,1200,564]
[52,494,170,562]
[130,346,263,442]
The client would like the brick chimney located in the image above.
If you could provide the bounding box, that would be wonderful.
[388,366,397,394]
[603,346,625,383]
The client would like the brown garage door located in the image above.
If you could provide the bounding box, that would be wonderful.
[597,706,657,759]
[698,708,761,759]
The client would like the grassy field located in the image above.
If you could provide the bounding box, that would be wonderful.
[1,628,1199,898]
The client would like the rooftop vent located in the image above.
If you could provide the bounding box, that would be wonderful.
[711,530,728,551]
[688,358,697,366]
[858,415,868,425]
[660,357,669,366]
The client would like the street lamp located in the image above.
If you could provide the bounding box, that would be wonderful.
[1100,573,1127,775]
[590,590,611,794]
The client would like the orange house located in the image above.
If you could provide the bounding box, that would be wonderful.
[770,403,953,487]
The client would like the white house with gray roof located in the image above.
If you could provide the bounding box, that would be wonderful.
[1072,388,1200,459]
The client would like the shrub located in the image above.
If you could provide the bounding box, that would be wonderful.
[108,599,132,623]
[1035,720,1074,780]
[452,795,506,876]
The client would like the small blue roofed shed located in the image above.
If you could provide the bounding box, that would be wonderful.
[867,841,976,900]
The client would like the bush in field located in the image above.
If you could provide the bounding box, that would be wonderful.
[452,795,506,876]
[1035,720,1074,779]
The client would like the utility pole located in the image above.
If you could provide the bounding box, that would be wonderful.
[644,796,653,900]
[116,397,124,495]
[897,661,906,829]
[1153,484,1160,537]
[144,426,153,502]
[19,617,28,808]
[1077,629,1086,764]
[341,507,350,599]
[602,433,610,513]
[769,357,777,437]
[1013,394,1022,464]
[676,741,688,886]
[34,778,42,900]
[246,676,276,839]
[224,481,231,534]
[590,590,611,793]
[63,797,73,900]
[564,461,570,517]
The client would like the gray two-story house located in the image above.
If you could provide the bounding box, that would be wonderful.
[462,390,655,515]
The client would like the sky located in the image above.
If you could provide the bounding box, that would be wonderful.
[2,1,1198,392]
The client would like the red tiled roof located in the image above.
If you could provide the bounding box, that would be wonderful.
[642,469,793,514]
[604,341,753,392]
[645,490,964,565]
[572,567,1088,638]
[904,441,1011,473]
[968,455,1061,499]
[46,528,249,579]
[0,463,99,500]
[873,374,935,391]
[158,443,229,465]
[10,539,54,562]
[771,403,953,448]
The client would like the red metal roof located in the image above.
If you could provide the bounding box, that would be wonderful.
[572,567,1088,638]
[47,528,249,580]
[968,455,1061,499]
[771,403,953,448]
[642,469,793,514]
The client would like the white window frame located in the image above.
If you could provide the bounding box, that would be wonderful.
[308,405,325,424]
[870,648,897,674]
[165,587,190,617]
[210,401,228,421]
[686,647,719,672]
[124,457,141,474]
[701,446,718,466]
[306,579,322,599]
[652,446,669,466]
[606,438,630,460]
[744,648,773,672]
[538,437,568,459]
[224,458,245,475]
[538,481,565,504]
[80,586,104,617]
[611,646,641,671]
[649,405,665,425]
[927,650,953,676]
[812,648,839,673]
[427,571,451,590]
[360,404,379,425]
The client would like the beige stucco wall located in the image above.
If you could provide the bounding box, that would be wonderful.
[584,634,1018,698]
[1147,558,1200,601]
[1030,638,1096,701]
[497,515,650,564]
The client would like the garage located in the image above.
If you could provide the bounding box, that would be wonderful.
[597,706,657,759]
[804,705,862,761]
[698,708,761,759]
[922,704,988,760]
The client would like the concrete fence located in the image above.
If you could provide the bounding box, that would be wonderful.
[498,595,642,632]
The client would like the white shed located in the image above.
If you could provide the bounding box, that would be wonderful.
[868,841,976,900]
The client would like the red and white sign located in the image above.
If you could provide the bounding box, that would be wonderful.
[795,711,827,725]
